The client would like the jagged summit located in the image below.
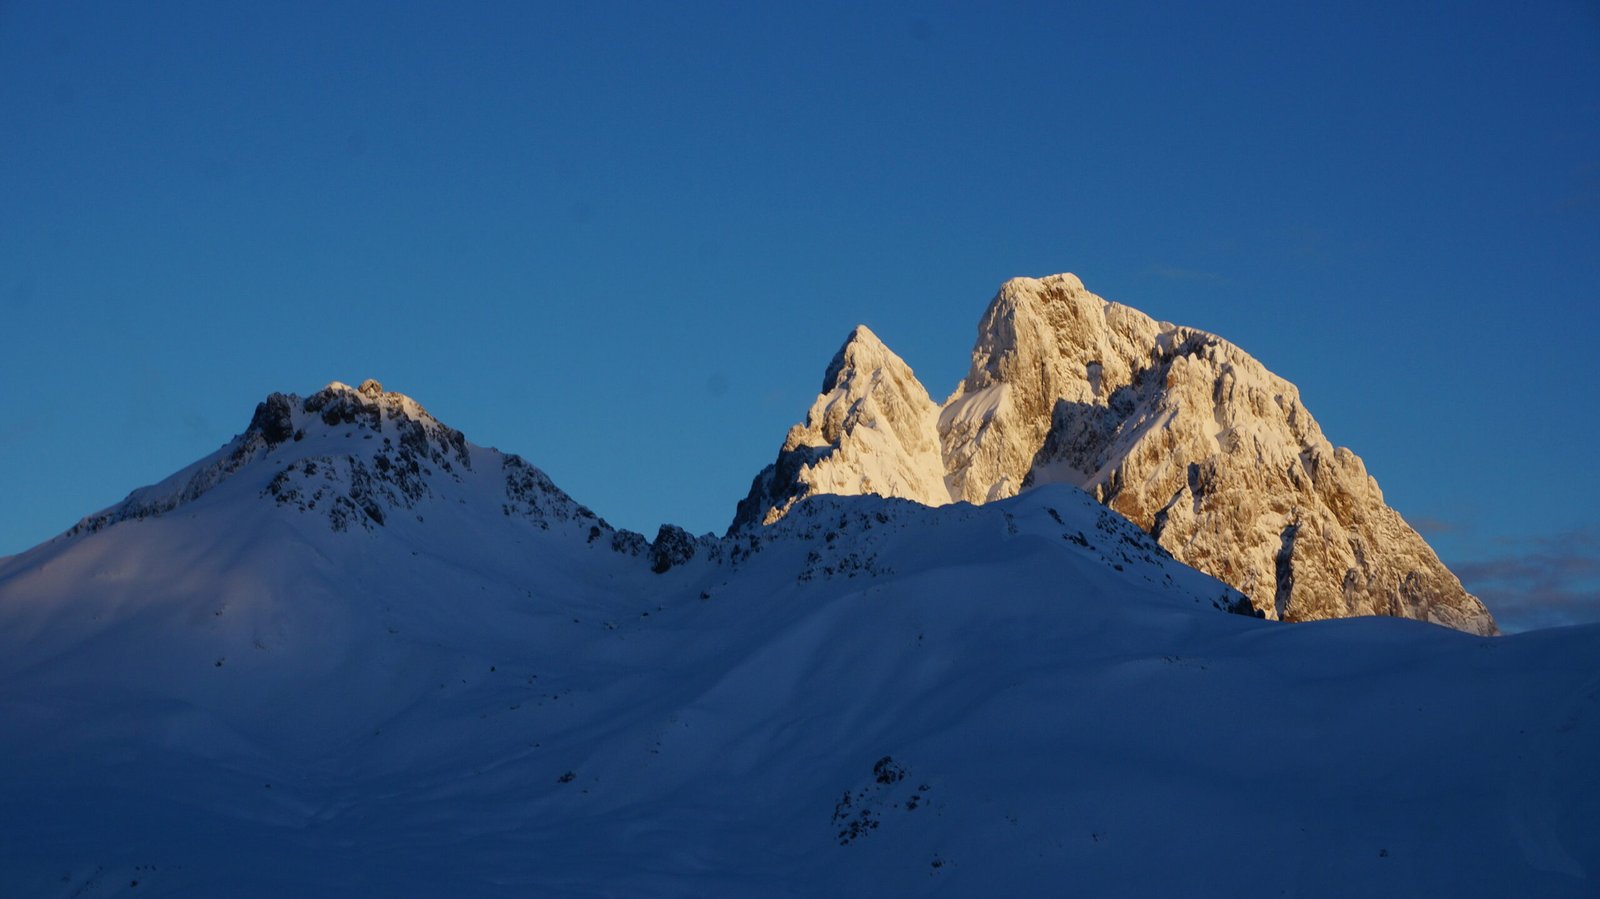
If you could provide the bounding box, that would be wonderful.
[738,273,1497,635]
[242,379,449,448]
[820,325,891,391]
[942,274,1177,503]
[732,325,950,529]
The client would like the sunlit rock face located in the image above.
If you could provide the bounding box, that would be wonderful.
[732,325,951,528]
[737,273,1496,636]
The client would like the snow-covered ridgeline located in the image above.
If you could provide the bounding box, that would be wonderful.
[0,376,1590,895]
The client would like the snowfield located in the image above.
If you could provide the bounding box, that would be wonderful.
[0,381,1593,896]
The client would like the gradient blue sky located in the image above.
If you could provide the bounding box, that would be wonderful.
[3,2,1597,630]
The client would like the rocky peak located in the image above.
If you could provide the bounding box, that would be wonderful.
[730,326,950,531]
[247,379,446,441]
[941,275,1177,504]
[821,325,892,392]
[68,380,638,549]
[304,379,457,437]
[805,326,935,447]
[740,274,1497,635]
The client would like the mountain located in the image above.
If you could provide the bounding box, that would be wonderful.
[65,378,639,548]
[732,325,949,529]
[734,274,1496,636]
[2,380,1594,895]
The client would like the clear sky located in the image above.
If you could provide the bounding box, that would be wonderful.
[3,1,1597,630]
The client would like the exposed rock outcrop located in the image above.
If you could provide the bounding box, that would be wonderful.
[732,326,949,528]
[734,274,1497,635]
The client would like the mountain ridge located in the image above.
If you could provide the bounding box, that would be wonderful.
[1,372,1593,895]
[735,273,1496,635]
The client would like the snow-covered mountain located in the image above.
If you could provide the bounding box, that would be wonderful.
[733,326,949,529]
[66,378,637,547]
[734,274,1496,636]
[1,379,1592,896]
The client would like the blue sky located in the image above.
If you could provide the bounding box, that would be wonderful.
[3,1,1597,629]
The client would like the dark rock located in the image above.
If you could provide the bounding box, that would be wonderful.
[247,393,296,446]
[649,524,697,573]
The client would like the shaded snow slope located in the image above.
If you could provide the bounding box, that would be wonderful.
[736,274,1496,636]
[0,382,1590,895]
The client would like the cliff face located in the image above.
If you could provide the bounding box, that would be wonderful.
[735,274,1497,635]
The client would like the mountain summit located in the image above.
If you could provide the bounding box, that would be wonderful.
[67,378,643,551]
[732,326,948,528]
[734,274,1496,635]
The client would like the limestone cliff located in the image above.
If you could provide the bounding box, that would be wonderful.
[734,274,1497,635]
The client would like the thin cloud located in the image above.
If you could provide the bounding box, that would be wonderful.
[1406,514,1460,537]
[1453,527,1600,632]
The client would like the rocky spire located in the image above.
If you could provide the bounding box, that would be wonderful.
[730,326,950,531]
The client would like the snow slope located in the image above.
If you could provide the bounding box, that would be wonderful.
[736,274,1496,636]
[0,382,1592,896]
